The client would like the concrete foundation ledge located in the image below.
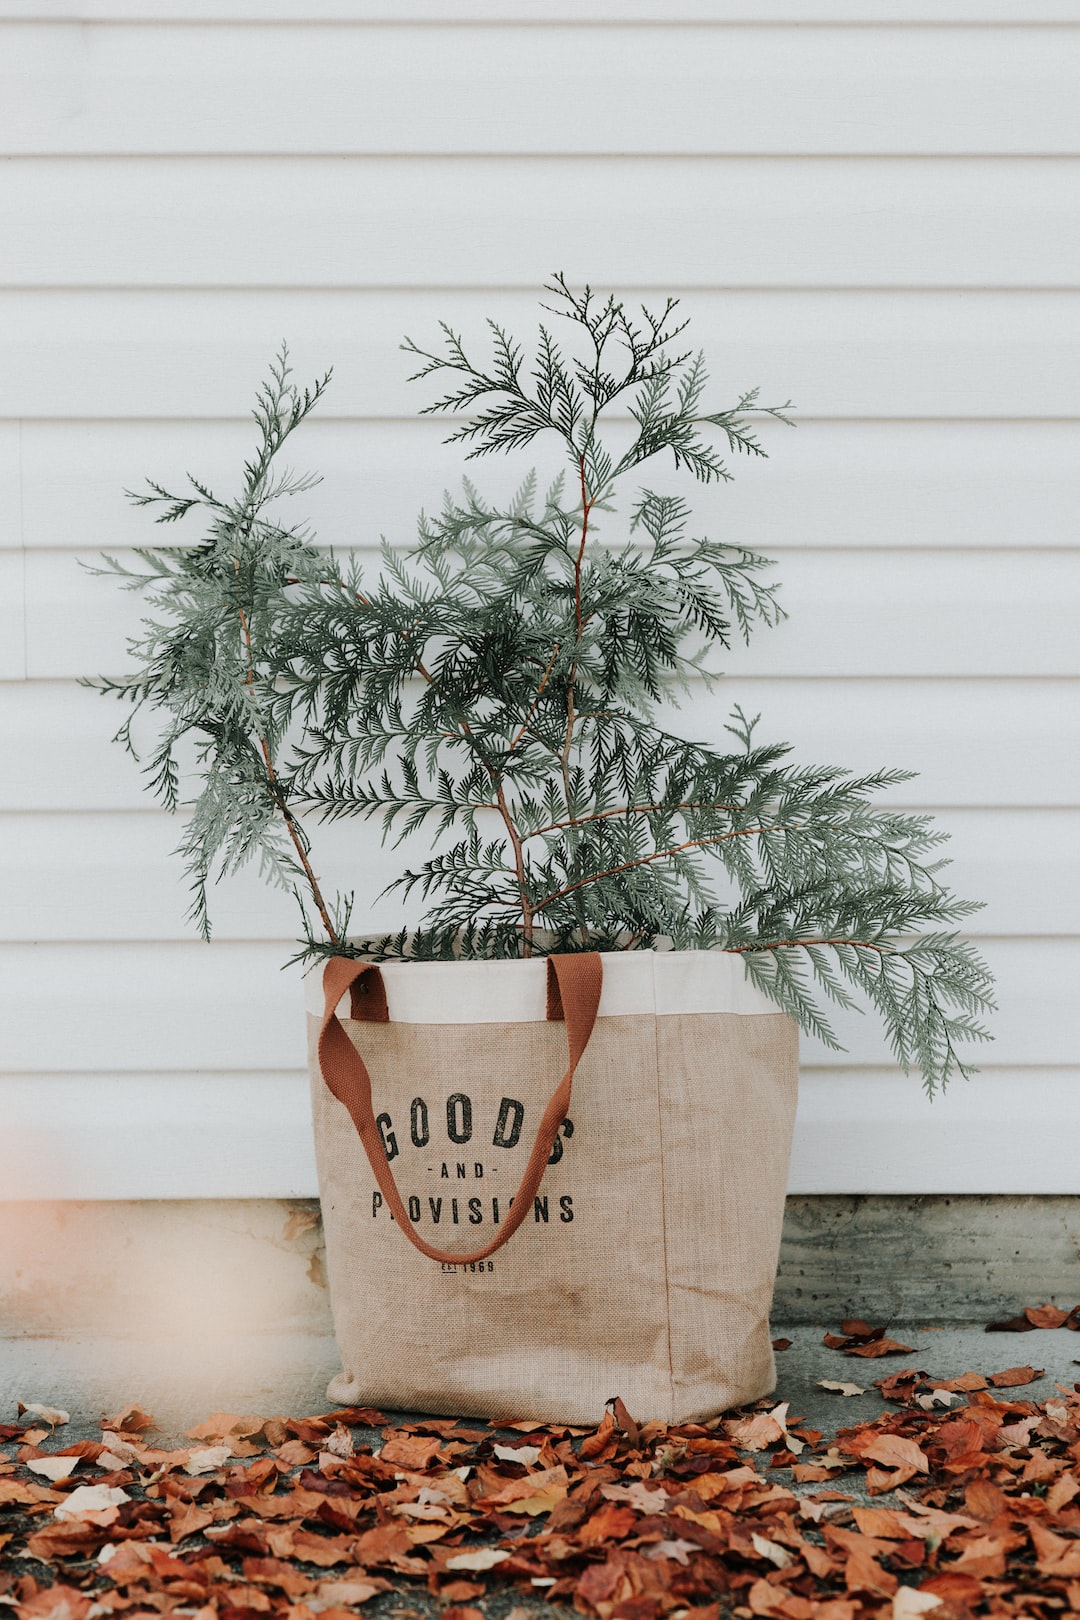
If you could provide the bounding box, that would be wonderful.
[774,1193,1080,1321]
[3,1195,1078,1340]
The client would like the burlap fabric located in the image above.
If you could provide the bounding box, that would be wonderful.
[308,949,798,1425]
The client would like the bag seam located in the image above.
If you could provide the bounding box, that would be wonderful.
[651,952,678,1421]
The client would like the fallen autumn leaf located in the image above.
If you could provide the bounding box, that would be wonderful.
[53,1485,131,1521]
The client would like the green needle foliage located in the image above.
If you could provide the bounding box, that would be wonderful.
[87,352,353,949]
[90,278,994,1094]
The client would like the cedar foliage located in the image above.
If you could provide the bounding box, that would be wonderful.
[89,278,994,1093]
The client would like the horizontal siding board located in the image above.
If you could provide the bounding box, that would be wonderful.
[2,811,402,943]
[787,1069,1080,1195]
[0,1066,1075,1203]
[0,937,1062,1071]
[4,24,1080,155]
[5,6,1080,23]
[5,678,1076,812]
[7,157,1080,290]
[0,554,25,677]
[0,942,309,1072]
[14,418,1080,555]
[0,423,18,546]
[0,1073,318,1200]
[3,808,1074,943]
[4,289,1080,420]
[31,547,1080,681]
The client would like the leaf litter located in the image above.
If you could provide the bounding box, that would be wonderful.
[985,1301,1080,1334]
[2,1363,1080,1620]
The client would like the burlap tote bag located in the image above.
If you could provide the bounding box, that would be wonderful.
[310,948,798,1425]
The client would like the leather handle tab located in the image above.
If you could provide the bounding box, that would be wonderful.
[322,954,390,1024]
[317,953,602,1266]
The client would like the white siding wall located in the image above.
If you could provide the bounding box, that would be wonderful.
[2,3,1078,1198]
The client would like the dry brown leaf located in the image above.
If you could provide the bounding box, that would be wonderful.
[963,1476,1006,1521]
[726,1402,792,1452]
[167,1497,215,1543]
[1047,1471,1080,1513]
[845,1337,917,1359]
[918,1572,984,1608]
[101,1404,155,1433]
[825,1322,915,1359]
[997,1413,1042,1448]
[276,1439,317,1467]
[750,1530,794,1569]
[18,1405,70,1428]
[863,1435,930,1473]
[0,1478,53,1506]
[480,1464,568,1508]
[601,1481,669,1513]
[25,1520,105,1560]
[438,1580,487,1604]
[932,1371,988,1392]
[818,1380,866,1398]
[501,1480,568,1517]
[858,1434,931,1493]
[322,1424,355,1460]
[609,1396,640,1449]
[578,1408,616,1459]
[745,1577,805,1618]
[351,1522,416,1567]
[53,1483,130,1521]
[1024,1302,1069,1329]
[284,1529,360,1568]
[187,1412,264,1441]
[892,1591,942,1619]
[14,1585,91,1620]
[184,1444,232,1475]
[874,1370,926,1402]
[984,1312,1035,1333]
[97,1432,140,1464]
[844,1543,898,1597]
[577,1502,639,1543]
[641,1537,699,1566]
[311,1579,385,1607]
[25,1456,81,1483]
[1029,1520,1080,1576]
[852,1506,914,1540]
[444,1548,511,1571]
[949,1532,1009,1578]
[378,1432,442,1470]
[493,1443,541,1466]
[987,1363,1042,1387]
[94,1449,132,1471]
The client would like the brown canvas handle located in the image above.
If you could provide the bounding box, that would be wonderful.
[317,953,603,1265]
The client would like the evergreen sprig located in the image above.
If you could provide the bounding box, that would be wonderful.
[92,281,994,1094]
[85,347,349,947]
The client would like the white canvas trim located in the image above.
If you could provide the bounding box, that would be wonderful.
[303,949,778,1023]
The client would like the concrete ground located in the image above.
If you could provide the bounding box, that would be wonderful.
[1,1321,1077,1448]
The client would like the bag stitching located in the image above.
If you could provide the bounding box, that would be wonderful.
[650,951,678,1422]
